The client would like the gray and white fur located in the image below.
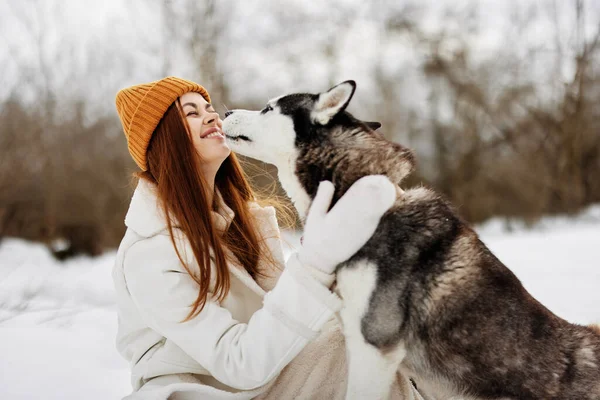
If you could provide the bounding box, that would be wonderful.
[222,81,600,400]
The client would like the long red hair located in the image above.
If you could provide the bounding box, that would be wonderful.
[136,99,281,321]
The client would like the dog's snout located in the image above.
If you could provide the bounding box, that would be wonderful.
[224,111,234,118]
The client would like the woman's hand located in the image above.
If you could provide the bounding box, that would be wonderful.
[298,175,396,275]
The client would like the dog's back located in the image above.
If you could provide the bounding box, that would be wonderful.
[342,184,600,399]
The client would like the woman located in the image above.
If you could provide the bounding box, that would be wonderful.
[113,76,422,399]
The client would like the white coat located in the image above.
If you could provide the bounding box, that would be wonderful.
[112,179,344,399]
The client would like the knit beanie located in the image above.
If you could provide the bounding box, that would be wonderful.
[115,76,211,171]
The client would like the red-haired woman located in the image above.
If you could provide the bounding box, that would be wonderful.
[113,77,421,400]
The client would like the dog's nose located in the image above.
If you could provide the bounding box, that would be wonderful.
[224,111,234,118]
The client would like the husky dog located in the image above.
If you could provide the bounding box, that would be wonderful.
[222,81,600,400]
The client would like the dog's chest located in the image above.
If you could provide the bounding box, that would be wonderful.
[275,156,311,218]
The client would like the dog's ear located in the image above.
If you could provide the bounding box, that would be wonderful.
[364,121,382,130]
[312,80,356,125]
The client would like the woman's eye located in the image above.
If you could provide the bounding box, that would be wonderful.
[261,105,273,114]
[187,111,198,116]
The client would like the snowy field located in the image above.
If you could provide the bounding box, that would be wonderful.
[0,206,599,400]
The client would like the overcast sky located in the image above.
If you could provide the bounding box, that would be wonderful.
[1,0,599,117]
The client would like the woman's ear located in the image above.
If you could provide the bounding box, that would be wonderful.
[312,80,356,125]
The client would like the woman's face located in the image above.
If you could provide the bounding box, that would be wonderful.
[180,92,230,172]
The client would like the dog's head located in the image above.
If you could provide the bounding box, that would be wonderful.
[223,81,415,216]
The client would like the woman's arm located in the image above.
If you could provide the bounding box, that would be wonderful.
[123,236,340,391]
[124,175,396,390]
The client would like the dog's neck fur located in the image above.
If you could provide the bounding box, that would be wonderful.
[274,153,312,220]
[273,129,414,220]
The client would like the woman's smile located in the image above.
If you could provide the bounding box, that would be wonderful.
[201,127,226,140]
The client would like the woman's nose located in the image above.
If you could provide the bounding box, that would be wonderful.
[224,111,234,118]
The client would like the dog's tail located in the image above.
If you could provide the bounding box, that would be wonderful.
[589,323,600,334]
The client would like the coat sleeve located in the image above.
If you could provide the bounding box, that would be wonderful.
[122,234,342,391]
[249,202,337,288]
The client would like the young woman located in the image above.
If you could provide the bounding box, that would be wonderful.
[113,77,423,400]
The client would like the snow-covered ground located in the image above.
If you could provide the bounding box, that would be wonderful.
[0,206,599,400]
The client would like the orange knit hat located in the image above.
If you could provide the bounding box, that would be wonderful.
[115,76,211,171]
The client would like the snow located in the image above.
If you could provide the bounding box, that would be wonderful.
[0,206,599,399]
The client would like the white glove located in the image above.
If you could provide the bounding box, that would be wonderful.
[297,175,397,276]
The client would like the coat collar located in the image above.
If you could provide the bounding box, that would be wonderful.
[124,179,282,298]
[124,179,235,238]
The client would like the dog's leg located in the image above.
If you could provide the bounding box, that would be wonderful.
[337,261,406,400]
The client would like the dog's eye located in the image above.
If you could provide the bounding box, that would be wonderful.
[261,105,273,114]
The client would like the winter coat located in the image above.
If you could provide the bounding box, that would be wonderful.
[112,179,424,400]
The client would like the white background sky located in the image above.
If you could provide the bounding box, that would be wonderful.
[1,0,599,115]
